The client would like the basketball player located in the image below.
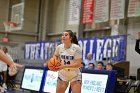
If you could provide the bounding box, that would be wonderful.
[0,47,13,90]
[0,49,23,73]
[54,30,82,93]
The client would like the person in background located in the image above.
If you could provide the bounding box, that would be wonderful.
[0,47,23,92]
[87,63,95,69]
[135,32,140,54]
[0,47,12,91]
[81,62,85,69]
[96,61,104,70]
[83,53,95,68]
[106,63,113,70]
[0,50,16,69]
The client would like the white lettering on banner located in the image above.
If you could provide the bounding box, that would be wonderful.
[89,40,94,54]
[96,38,122,61]
[78,40,83,48]
[103,39,112,58]
[44,43,50,60]
[40,43,45,60]
[30,44,36,60]
[112,38,121,57]
[79,39,95,60]
[25,44,31,59]
[83,40,88,60]
[35,43,40,60]
[96,39,104,61]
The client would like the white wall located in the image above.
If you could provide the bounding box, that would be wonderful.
[48,0,66,34]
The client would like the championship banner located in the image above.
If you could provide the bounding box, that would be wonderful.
[94,0,109,23]
[68,0,81,25]
[128,0,140,17]
[25,36,126,62]
[82,0,94,24]
[110,0,125,20]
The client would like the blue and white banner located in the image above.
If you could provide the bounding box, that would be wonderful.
[24,35,126,62]
[24,41,61,60]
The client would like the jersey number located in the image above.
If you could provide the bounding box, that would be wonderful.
[64,60,70,65]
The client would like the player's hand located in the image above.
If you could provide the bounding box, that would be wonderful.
[43,62,48,67]
[15,63,24,68]
[55,65,65,71]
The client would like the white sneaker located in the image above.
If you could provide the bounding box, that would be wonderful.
[0,86,4,93]
[2,83,7,91]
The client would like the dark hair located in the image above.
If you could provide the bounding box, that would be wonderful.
[106,63,113,67]
[97,61,104,66]
[89,63,95,66]
[81,62,85,67]
[65,30,78,45]
[3,47,8,53]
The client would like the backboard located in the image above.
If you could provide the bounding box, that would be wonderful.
[10,2,24,31]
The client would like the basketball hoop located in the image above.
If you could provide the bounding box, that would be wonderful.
[3,21,17,32]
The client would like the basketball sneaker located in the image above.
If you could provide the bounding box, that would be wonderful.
[0,86,4,93]
[2,83,7,92]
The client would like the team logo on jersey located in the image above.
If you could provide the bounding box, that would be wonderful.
[61,55,74,60]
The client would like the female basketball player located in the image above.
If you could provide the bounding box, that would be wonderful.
[54,30,82,93]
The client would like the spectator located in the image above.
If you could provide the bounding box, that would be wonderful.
[88,63,95,69]
[81,62,85,68]
[0,47,23,92]
[106,63,113,70]
[83,53,95,68]
[96,61,104,70]
[135,32,140,54]
[0,48,22,79]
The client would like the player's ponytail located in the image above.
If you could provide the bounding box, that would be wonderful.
[65,30,78,45]
[72,34,78,45]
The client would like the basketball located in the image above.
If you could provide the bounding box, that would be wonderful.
[47,57,61,71]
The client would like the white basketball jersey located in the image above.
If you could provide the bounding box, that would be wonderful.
[55,43,82,69]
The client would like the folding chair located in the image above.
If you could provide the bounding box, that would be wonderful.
[116,79,132,93]
[130,80,140,93]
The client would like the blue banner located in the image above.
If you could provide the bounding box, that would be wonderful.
[24,35,126,62]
